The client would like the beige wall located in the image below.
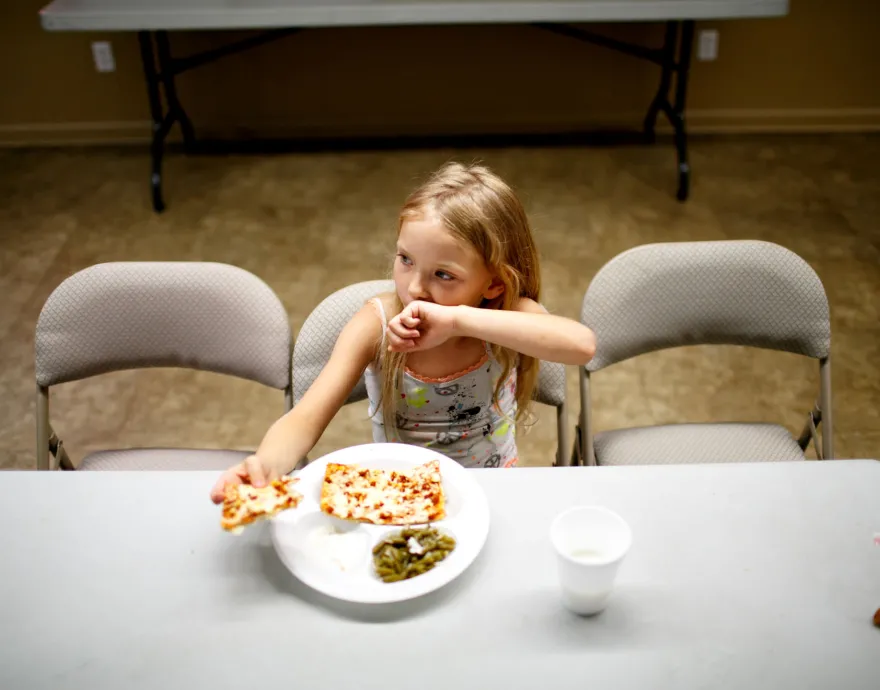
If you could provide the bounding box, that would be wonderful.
[1,0,878,146]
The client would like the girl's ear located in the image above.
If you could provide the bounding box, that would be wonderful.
[482,275,505,301]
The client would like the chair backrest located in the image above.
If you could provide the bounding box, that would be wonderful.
[293,279,393,405]
[582,240,830,372]
[35,262,292,390]
[293,279,566,409]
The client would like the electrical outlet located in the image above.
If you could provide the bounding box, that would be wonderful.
[697,29,719,61]
[91,41,116,72]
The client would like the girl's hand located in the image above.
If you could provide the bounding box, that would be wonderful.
[387,301,457,352]
[209,454,279,504]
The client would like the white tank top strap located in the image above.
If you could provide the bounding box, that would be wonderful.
[370,297,388,346]
[370,297,388,327]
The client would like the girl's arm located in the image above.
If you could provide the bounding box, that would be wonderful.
[455,298,596,365]
[386,298,595,366]
[211,304,382,502]
[257,304,382,475]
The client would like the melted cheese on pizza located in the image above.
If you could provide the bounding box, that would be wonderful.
[221,477,302,532]
[320,460,445,525]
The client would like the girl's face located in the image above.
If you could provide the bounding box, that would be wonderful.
[394,213,504,308]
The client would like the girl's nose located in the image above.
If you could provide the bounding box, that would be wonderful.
[408,275,429,301]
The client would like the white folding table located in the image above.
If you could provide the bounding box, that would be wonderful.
[39,1,788,211]
[1,459,878,689]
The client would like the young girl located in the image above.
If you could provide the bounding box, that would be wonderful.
[210,162,596,502]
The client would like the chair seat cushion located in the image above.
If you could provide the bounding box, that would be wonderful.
[594,423,806,466]
[78,448,250,471]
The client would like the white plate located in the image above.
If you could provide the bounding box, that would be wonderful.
[269,443,490,604]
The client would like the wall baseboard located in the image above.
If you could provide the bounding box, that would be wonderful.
[0,120,153,147]
[2,108,879,148]
[680,107,880,134]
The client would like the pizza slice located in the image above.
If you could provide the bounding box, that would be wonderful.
[221,476,303,533]
[320,459,445,525]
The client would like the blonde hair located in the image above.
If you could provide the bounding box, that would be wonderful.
[378,162,542,437]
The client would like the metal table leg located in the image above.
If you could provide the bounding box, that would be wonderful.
[155,32,196,151]
[138,31,168,213]
[138,29,200,213]
[644,20,695,201]
[136,28,300,213]
[672,21,695,201]
[643,22,678,144]
[536,20,697,202]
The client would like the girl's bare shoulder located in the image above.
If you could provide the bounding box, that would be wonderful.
[368,291,400,323]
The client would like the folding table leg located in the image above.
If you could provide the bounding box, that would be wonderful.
[136,28,296,212]
[155,31,196,150]
[138,31,168,213]
[643,22,678,144]
[643,20,695,201]
[672,20,695,201]
[537,20,697,202]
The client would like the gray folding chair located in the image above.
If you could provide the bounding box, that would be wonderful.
[293,280,570,466]
[35,262,292,470]
[574,240,832,466]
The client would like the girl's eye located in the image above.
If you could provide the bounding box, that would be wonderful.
[435,271,454,281]
[397,254,412,266]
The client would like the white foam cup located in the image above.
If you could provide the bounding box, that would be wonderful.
[550,506,632,615]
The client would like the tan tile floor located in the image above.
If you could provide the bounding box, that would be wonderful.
[1,135,878,470]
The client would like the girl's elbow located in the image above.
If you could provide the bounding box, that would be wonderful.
[574,329,596,366]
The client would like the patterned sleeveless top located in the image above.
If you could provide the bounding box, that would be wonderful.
[364,298,519,469]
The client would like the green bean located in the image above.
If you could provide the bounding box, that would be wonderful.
[372,526,457,583]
